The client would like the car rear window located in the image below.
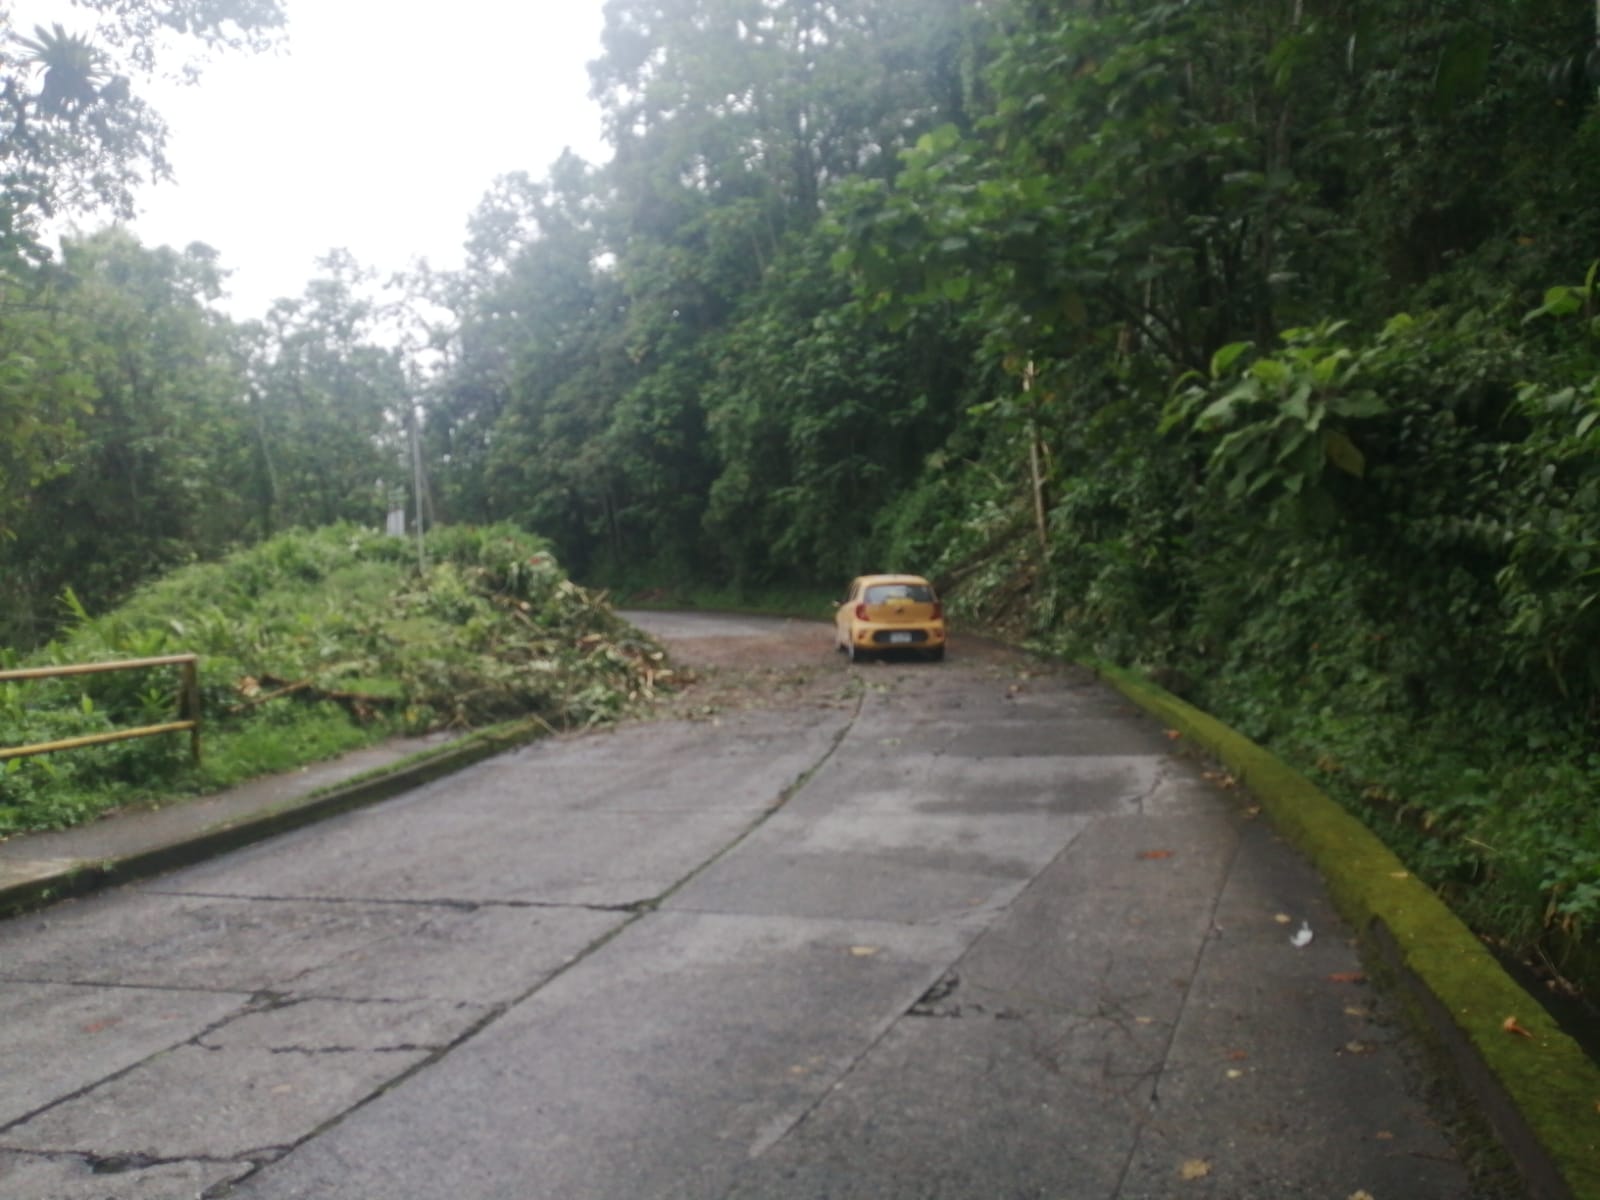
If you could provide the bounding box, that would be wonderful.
[865,583,935,604]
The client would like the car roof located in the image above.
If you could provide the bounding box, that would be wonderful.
[854,574,933,587]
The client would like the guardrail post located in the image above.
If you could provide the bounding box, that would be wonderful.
[182,658,202,766]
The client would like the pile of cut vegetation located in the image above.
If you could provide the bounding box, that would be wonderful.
[0,524,667,835]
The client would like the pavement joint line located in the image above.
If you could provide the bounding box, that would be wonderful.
[1143,826,1245,1115]
[719,722,1140,1179]
[133,887,652,914]
[648,905,951,932]
[643,688,867,915]
[0,985,272,1139]
[0,975,261,998]
[166,704,872,1192]
[0,720,557,922]
[714,794,1057,1170]
[0,667,865,1190]
[1094,659,1600,1200]
[194,887,679,1182]
[731,951,977,1171]
[12,643,1555,1192]
[6,1148,266,1174]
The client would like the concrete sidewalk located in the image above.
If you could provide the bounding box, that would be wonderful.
[0,728,482,917]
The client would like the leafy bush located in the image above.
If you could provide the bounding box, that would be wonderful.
[0,524,666,834]
[933,270,1600,991]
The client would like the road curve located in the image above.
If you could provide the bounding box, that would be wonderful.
[0,614,1479,1199]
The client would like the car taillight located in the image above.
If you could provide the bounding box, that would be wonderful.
[855,603,869,621]
[932,602,944,619]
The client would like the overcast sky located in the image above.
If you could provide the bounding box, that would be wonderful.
[12,0,612,317]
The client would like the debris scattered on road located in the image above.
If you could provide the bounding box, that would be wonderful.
[1502,1015,1535,1039]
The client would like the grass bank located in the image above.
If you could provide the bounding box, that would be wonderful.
[0,524,665,836]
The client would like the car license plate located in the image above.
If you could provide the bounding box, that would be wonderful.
[889,632,912,644]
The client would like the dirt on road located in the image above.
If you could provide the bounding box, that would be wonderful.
[634,613,1081,724]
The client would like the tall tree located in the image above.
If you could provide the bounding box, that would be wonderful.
[0,0,286,259]
[0,0,285,557]
[0,229,251,644]
[244,252,408,534]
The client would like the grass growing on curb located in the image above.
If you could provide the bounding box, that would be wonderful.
[0,524,667,837]
[1098,662,1600,1200]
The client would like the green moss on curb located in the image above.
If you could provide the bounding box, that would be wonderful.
[1096,661,1600,1200]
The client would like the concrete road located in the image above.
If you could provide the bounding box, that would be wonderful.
[0,616,1481,1199]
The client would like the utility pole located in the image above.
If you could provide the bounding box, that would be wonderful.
[409,403,428,573]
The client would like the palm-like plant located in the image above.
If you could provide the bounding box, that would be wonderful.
[16,23,107,118]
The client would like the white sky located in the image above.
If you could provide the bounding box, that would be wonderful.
[12,0,611,318]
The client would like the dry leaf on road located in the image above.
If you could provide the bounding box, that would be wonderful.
[1137,849,1175,860]
[1179,1159,1211,1181]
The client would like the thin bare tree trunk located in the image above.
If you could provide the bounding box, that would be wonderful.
[1022,361,1048,559]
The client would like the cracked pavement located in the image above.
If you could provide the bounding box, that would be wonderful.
[0,616,1481,1198]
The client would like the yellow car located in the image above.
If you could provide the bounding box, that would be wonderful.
[835,574,947,663]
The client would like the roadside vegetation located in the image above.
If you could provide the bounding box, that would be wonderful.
[2,0,1598,1002]
[614,583,837,621]
[0,525,664,835]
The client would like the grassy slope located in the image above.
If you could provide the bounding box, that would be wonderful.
[0,524,665,835]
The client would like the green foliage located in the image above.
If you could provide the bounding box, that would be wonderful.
[700,231,978,584]
[0,524,665,835]
[6,0,1600,996]
[1165,319,1397,513]
[833,0,1600,983]
[244,252,409,537]
[0,234,413,650]
[427,0,981,584]
[0,261,98,539]
[0,0,286,261]
[1496,262,1600,697]
[0,230,252,643]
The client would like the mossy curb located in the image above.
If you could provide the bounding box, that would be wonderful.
[0,716,552,921]
[1095,661,1600,1200]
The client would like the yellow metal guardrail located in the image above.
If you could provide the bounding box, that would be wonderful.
[0,654,201,765]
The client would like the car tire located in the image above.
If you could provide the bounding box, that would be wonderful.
[927,646,945,663]
[847,641,866,664]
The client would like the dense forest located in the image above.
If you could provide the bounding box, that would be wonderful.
[3,0,1600,987]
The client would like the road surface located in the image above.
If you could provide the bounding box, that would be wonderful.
[0,614,1486,1198]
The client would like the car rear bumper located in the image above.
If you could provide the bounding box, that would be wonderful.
[848,623,946,649]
